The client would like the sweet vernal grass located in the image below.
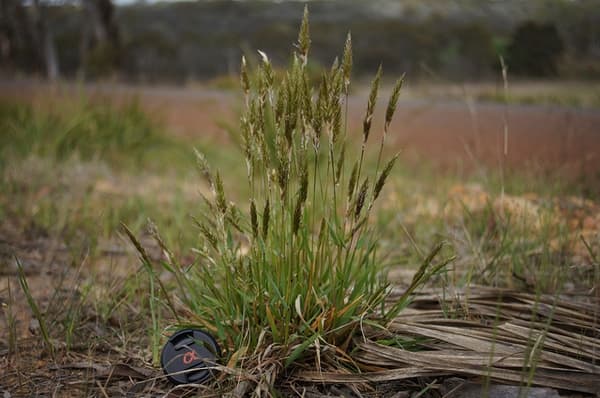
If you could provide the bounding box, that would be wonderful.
[127,7,445,371]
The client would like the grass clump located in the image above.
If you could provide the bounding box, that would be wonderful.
[0,98,207,255]
[0,98,191,172]
[128,8,446,389]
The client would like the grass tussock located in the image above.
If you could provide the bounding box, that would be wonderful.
[0,98,191,172]
[0,98,213,254]
[126,7,447,387]
[2,8,599,398]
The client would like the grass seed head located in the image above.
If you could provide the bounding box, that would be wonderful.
[275,81,286,122]
[331,100,342,145]
[312,75,328,147]
[385,75,404,132]
[330,62,344,104]
[241,56,250,95]
[258,50,274,89]
[335,143,346,185]
[214,171,228,214]
[342,32,352,91]
[194,148,213,186]
[355,177,369,219]
[299,160,309,204]
[276,143,290,198]
[296,5,311,64]
[250,200,258,238]
[262,198,270,239]
[330,57,339,76]
[363,64,382,144]
[196,219,218,250]
[227,202,243,232]
[241,117,256,178]
[373,153,399,202]
[302,73,313,121]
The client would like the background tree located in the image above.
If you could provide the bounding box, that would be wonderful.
[80,0,121,78]
[507,21,565,77]
[0,0,59,79]
[31,0,59,79]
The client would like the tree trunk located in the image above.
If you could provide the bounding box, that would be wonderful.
[31,0,59,80]
[0,0,37,73]
[80,0,120,77]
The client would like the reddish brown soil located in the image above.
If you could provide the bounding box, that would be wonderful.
[2,80,600,176]
[383,100,600,176]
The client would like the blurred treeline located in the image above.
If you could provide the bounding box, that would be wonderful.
[2,0,600,83]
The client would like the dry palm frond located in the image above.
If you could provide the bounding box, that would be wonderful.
[296,286,600,394]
